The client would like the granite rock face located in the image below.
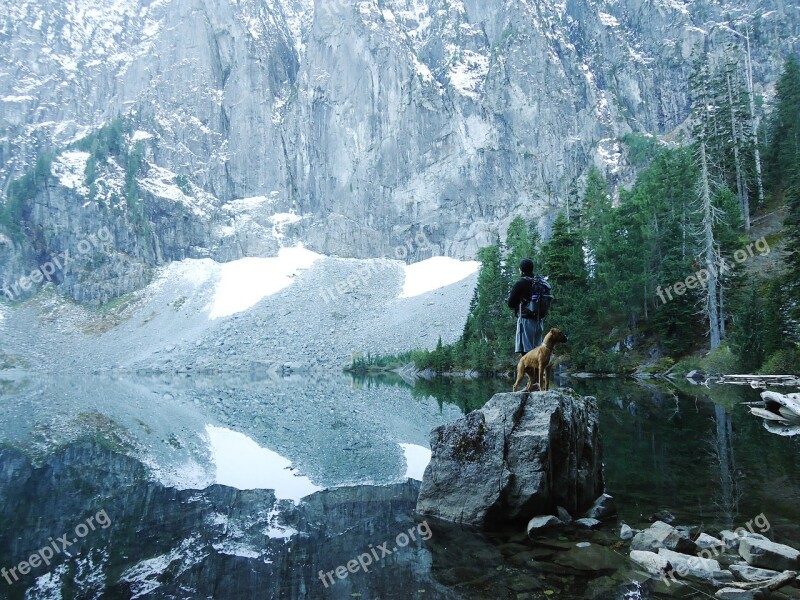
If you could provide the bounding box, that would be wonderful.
[416,390,603,527]
[1,0,799,302]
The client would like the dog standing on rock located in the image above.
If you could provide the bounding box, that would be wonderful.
[512,328,568,392]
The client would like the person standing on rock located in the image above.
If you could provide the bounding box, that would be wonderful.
[507,259,552,356]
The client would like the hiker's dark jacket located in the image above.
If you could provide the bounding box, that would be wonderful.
[508,276,538,318]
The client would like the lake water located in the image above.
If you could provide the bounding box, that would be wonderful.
[0,372,798,599]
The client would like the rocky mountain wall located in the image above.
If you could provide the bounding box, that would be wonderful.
[0,0,798,302]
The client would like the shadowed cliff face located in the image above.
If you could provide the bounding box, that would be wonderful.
[1,0,799,302]
[0,441,456,599]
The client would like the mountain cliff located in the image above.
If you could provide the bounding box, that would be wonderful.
[1,0,798,303]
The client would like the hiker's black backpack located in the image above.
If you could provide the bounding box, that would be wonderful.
[520,276,553,319]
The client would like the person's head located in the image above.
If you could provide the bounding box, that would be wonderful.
[519,258,534,276]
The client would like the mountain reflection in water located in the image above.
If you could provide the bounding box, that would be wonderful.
[1,373,799,599]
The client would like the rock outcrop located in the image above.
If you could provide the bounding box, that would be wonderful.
[415,389,603,527]
[2,0,800,303]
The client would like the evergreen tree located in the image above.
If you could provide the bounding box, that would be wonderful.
[691,57,726,349]
[765,56,800,196]
[765,56,800,340]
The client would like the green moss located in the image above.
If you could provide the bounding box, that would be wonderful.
[452,421,486,462]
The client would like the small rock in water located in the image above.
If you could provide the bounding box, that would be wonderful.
[620,523,634,541]
[527,515,563,537]
[556,506,573,524]
[584,493,616,520]
[649,510,676,524]
[575,518,601,529]
[715,589,756,600]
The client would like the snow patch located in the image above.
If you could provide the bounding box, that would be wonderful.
[206,425,322,501]
[28,565,68,599]
[399,256,479,298]
[209,245,321,319]
[212,541,262,558]
[447,47,490,100]
[52,151,90,195]
[131,130,153,141]
[400,443,431,481]
[120,537,205,599]
[138,164,215,217]
[598,11,619,27]
[270,211,302,240]
[226,195,270,212]
[596,137,624,176]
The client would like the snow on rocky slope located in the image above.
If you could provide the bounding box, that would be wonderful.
[2,0,798,309]
[0,248,479,374]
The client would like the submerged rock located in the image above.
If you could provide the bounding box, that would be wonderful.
[416,390,603,527]
[553,543,624,574]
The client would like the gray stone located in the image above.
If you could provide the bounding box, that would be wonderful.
[715,589,756,600]
[584,493,616,520]
[553,543,624,574]
[721,530,744,550]
[629,550,671,577]
[696,532,725,550]
[556,505,573,524]
[575,517,602,529]
[526,515,563,537]
[416,390,603,527]
[620,523,634,541]
[631,521,698,554]
[729,563,782,582]
[657,548,730,585]
[650,510,677,524]
[739,536,800,571]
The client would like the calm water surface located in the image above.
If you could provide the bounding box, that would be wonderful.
[0,372,798,599]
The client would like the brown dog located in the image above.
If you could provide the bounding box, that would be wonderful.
[512,328,568,392]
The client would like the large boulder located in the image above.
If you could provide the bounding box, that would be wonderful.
[631,521,698,554]
[739,535,800,571]
[416,390,603,527]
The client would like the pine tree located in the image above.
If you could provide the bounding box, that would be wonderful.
[765,56,800,196]
[691,58,727,350]
[765,56,800,340]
